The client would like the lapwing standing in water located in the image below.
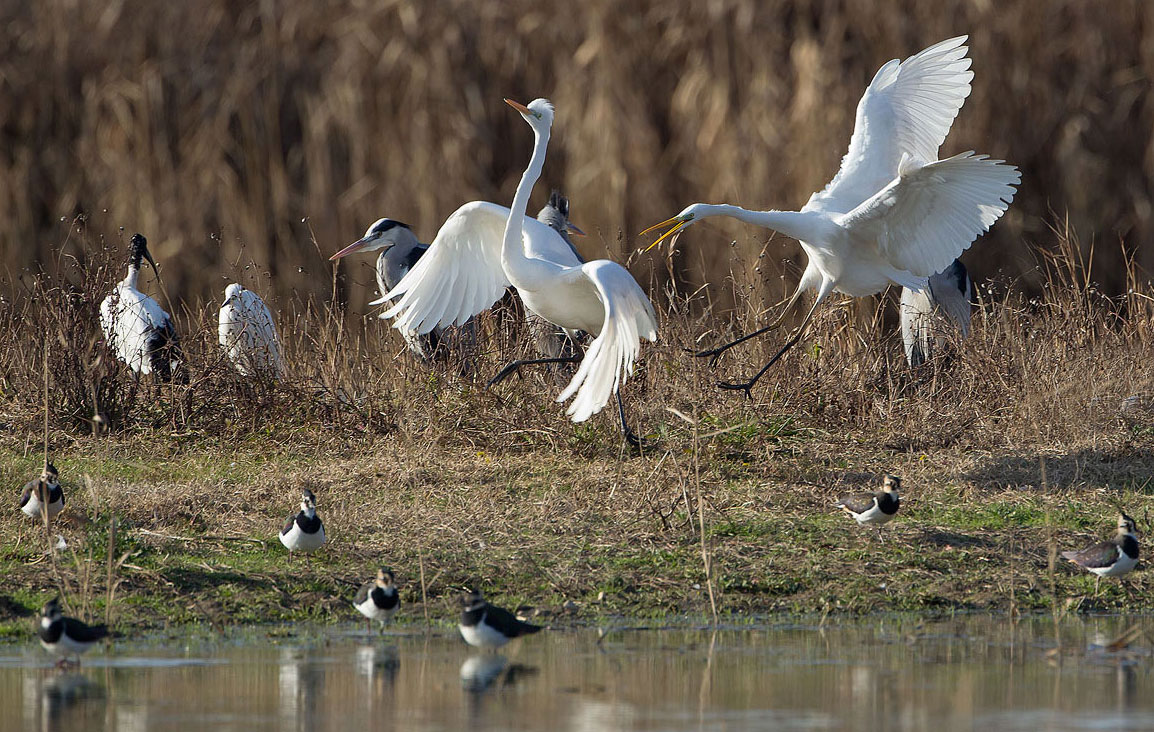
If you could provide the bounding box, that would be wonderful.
[459,589,543,649]
[38,597,108,667]
[1062,513,1140,597]
[19,463,65,520]
[279,489,325,561]
[354,567,400,632]
[836,475,901,539]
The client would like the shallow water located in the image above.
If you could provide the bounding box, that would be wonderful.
[2,615,1154,731]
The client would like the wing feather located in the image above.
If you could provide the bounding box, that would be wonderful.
[837,152,1019,277]
[556,261,658,422]
[807,36,974,214]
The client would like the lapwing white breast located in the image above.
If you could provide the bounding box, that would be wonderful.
[836,475,901,536]
[1062,512,1140,597]
[459,588,543,649]
[38,597,108,666]
[354,567,400,632]
[279,489,325,560]
[19,463,65,520]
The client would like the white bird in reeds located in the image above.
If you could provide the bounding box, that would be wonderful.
[218,283,284,378]
[529,190,587,370]
[900,259,972,367]
[642,36,1019,395]
[99,234,185,382]
[379,98,658,445]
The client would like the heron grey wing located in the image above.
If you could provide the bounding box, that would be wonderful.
[1062,540,1119,569]
[836,492,878,514]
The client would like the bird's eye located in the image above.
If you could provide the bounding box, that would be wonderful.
[534,112,542,119]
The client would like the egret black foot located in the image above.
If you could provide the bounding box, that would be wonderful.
[623,428,656,453]
[716,379,755,399]
[487,365,520,388]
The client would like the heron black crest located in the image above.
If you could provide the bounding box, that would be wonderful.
[369,219,411,236]
[548,190,569,218]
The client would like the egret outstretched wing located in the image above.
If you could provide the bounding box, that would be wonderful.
[838,151,1019,277]
[556,260,658,422]
[380,201,580,334]
[808,35,974,214]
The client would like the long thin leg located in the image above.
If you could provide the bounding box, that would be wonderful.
[1094,575,1101,598]
[487,354,582,388]
[616,389,650,451]
[694,282,807,365]
[717,280,833,397]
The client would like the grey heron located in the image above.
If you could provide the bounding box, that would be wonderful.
[899,259,972,367]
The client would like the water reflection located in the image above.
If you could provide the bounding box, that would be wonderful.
[0,616,1150,731]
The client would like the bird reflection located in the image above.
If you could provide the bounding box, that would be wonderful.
[29,671,105,732]
[355,643,400,694]
[459,654,539,694]
[278,647,325,732]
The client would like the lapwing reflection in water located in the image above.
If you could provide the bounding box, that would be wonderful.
[355,643,400,696]
[459,655,539,695]
[23,671,105,732]
[278,646,325,732]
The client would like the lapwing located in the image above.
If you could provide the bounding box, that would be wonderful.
[38,597,108,666]
[19,463,65,520]
[836,475,901,538]
[1062,513,1140,597]
[354,567,400,632]
[279,489,325,561]
[459,588,543,649]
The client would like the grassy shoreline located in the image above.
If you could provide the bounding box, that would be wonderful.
[3,421,1151,639]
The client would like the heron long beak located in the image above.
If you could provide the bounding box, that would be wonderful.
[639,216,689,252]
[504,98,532,115]
[567,222,587,237]
[329,237,372,261]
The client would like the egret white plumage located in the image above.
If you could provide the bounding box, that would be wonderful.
[218,283,284,378]
[99,233,185,382]
[642,36,1018,395]
[530,190,587,370]
[899,259,972,367]
[379,98,658,444]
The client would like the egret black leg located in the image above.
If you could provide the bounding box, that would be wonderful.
[716,281,832,398]
[616,390,652,451]
[694,323,781,366]
[487,354,583,388]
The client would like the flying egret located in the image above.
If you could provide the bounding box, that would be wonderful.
[642,36,1018,395]
[900,259,972,367]
[99,234,185,382]
[379,98,658,444]
[218,283,284,378]
[530,190,587,371]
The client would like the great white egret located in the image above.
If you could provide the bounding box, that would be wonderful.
[218,283,284,378]
[900,259,972,367]
[99,234,185,382]
[459,588,543,648]
[353,567,400,633]
[530,190,587,370]
[380,98,658,443]
[1061,513,1139,597]
[642,36,1018,395]
[279,488,325,561]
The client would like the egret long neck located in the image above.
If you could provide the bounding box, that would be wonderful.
[694,205,817,244]
[500,124,552,285]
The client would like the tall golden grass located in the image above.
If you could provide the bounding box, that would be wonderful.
[1,0,1151,315]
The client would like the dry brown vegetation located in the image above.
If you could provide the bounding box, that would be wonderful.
[1,0,1152,317]
[1,218,1153,627]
